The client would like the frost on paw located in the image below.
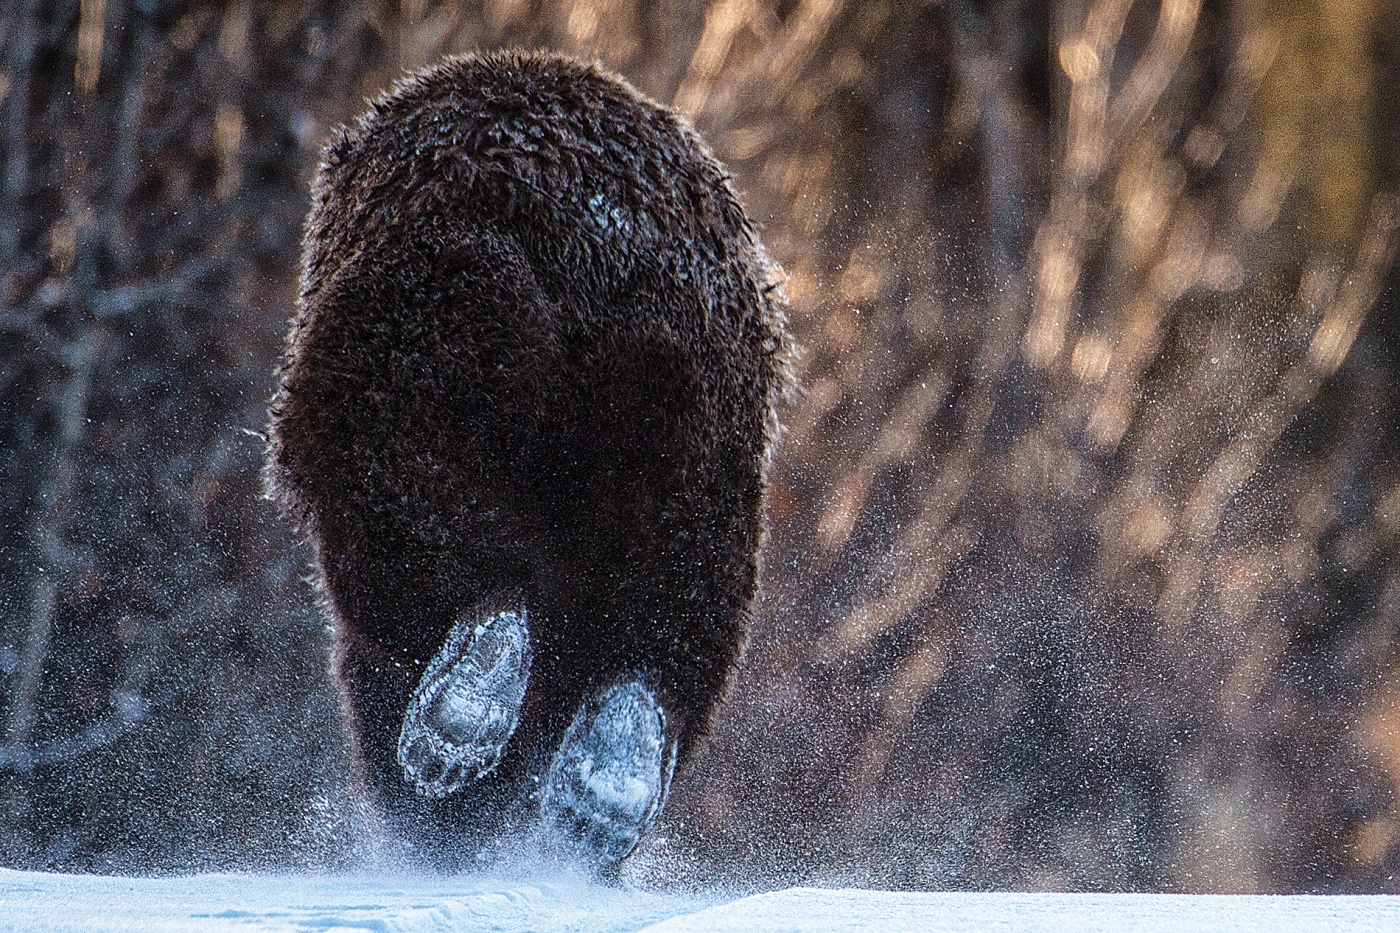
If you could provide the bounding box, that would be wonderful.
[541,678,676,867]
[397,606,532,799]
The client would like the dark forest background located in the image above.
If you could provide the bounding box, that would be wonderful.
[3,0,1400,894]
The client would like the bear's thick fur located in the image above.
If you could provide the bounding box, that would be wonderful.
[265,49,788,864]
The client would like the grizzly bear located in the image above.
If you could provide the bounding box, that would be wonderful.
[265,48,788,870]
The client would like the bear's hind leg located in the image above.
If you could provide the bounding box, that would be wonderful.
[397,605,533,799]
[539,676,678,867]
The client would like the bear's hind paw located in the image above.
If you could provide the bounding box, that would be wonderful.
[397,606,532,798]
[540,678,676,867]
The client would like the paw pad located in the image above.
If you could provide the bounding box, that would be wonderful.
[541,678,676,865]
[397,607,532,798]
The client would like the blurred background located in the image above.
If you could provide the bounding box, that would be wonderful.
[2,0,1399,893]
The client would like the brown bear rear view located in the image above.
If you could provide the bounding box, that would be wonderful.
[265,49,788,870]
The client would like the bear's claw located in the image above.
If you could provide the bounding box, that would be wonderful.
[540,678,675,866]
[397,607,532,798]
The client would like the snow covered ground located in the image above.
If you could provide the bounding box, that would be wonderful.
[4,867,1400,932]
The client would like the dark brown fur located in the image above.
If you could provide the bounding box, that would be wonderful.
[265,49,788,858]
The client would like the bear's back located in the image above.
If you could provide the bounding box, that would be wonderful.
[300,49,761,322]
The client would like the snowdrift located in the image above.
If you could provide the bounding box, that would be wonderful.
[3,867,1399,932]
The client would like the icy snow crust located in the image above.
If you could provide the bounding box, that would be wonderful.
[0,868,702,933]
[645,888,1400,932]
[5,870,1400,932]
